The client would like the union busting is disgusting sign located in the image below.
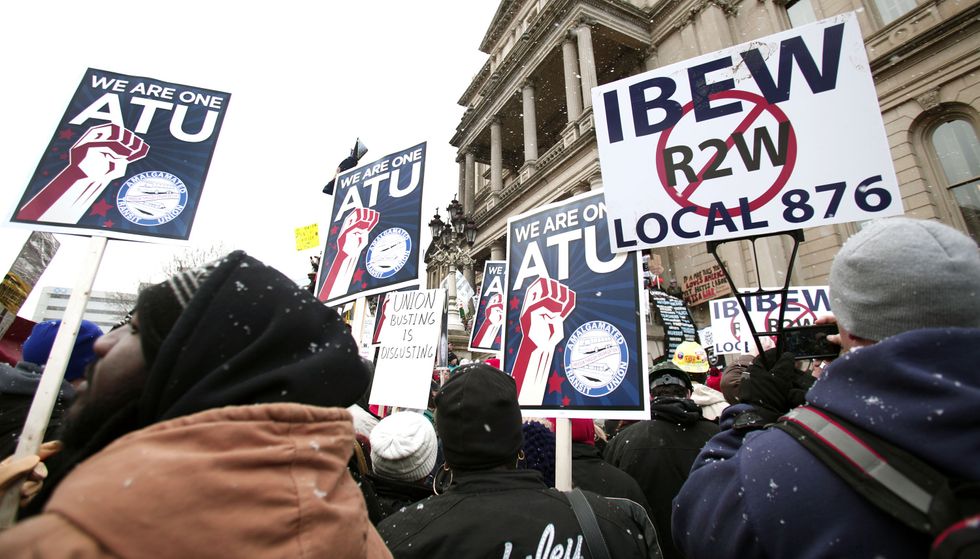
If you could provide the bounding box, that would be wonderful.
[10,68,230,241]
[504,191,649,420]
[593,13,902,251]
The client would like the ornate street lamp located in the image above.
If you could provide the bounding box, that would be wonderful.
[428,198,478,334]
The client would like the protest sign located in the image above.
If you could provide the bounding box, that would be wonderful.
[316,143,426,306]
[504,191,649,419]
[10,69,230,241]
[370,288,445,410]
[709,285,832,354]
[650,291,698,358]
[593,13,902,251]
[682,263,732,306]
[469,260,506,352]
[294,224,319,251]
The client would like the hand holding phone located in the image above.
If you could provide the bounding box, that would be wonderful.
[780,324,840,360]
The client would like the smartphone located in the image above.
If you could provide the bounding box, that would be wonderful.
[780,324,840,360]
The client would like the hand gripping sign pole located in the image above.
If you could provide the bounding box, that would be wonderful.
[0,235,108,528]
[706,229,804,369]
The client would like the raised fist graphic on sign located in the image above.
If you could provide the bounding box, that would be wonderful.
[512,278,576,406]
[319,208,380,301]
[17,124,149,224]
[473,292,504,348]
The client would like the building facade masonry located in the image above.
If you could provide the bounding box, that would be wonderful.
[428,0,979,360]
[33,287,137,332]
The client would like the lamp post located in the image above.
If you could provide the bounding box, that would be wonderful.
[427,198,476,333]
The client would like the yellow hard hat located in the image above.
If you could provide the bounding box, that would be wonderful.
[672,341,709,373]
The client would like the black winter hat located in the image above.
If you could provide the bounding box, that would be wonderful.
[136,250,371,424]
[649,361,693,392]
[435,363,523,471]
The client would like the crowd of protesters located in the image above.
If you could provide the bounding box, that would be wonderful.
[0,216,976,558]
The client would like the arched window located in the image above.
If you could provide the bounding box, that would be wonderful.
[930,118,980,242]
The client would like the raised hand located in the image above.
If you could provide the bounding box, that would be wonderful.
[473,293,504,348]
[519,278,576,349]
[337,208,380,257]
[512,278,576,405]
[17,124,149,223]
[319,208,381,301]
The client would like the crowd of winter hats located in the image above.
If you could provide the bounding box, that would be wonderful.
[22,319,102,382]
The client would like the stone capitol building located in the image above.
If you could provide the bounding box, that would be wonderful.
[425,0,979,360]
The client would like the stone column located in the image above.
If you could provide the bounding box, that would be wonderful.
[643,46,659,72]
[464,263,476,297]
[562,34,583,123]
[490,238,506,260]
[522,80,539,162]
[588,174,603,191]
[573,181,590,195]
[464,149,476,215]
[457,156,466,211]
[490,117,503,199]
[574,21,598,109]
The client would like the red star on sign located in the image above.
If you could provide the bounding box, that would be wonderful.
[58,129,75,140]
[352,268,365,282]
[89,199,113,217]
[547,372,563,394]
[509,296,519,310]
[102,219,114,228]
[561,396,571,406]
[330,225,339,235]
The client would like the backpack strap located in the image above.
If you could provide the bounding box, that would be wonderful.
[566,488,611,559]
[776,406,960,534]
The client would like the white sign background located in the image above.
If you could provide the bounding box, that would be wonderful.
[593,13,902,251]
[370,288,445,409]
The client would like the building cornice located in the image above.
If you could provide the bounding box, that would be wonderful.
[453,0,650,150]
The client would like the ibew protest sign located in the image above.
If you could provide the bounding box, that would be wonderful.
[593,13,902,251]
[370,288,445,410]
[9,68,230,242]
[316,143,425,306]
[469,260,506,353]
[504,191,649,420]
[709,285,831,354]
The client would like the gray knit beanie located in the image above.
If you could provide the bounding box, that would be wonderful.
[830,217,980,341]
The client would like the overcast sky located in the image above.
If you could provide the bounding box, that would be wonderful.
[0,1,499,317]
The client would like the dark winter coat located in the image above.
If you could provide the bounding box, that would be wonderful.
[604,397,719,559]
[368,474,434,521]
[572,442,652,517]
[672,328,980,559]
[0,361,74,457]
[378,468,661,558]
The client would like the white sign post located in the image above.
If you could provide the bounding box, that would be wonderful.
[370,288,446,410]
[593,13,902,252]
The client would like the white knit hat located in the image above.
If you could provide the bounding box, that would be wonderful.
[369,412,437,482]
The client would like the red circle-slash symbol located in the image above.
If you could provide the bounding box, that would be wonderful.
[764,301,817,343]
[656,90,798,218]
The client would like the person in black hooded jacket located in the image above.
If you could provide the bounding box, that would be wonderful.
[17,251,374,520]
[378,364,661,558]
[604,362,718,559]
